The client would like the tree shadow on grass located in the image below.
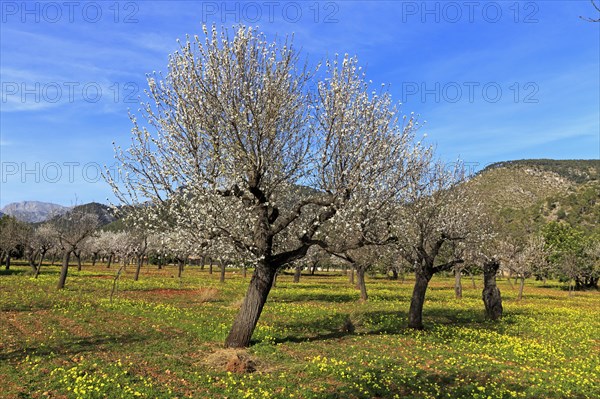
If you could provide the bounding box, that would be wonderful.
[271,306,524,345]
[0,268,29,276]
[0,333,149,362]
[0,302,58,312]
[274,291,359,303]
[305,364,534,399]
[271,311,406,345]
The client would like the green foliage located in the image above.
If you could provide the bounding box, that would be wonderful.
[542,222,586,262]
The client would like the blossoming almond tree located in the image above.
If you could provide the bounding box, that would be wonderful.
[393,160,483,329]
[107,26,425,348]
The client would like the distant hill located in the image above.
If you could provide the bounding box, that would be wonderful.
[482,159,600,184]
[468,159,599,236]
[1,201,70,223]
[51,202,117,227]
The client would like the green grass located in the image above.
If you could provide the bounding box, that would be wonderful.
[1,261,599,399]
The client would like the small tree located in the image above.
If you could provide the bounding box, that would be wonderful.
[53,210,99,289]
[24,224,58,277]
[542,221,595,290]
[0,215,28,270]
[393,161,481,329]
[501,236,548,300]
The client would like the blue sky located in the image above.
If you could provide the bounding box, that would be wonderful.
[1,0,599,207]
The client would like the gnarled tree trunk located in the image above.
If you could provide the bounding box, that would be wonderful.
[219,260,226,283]
[482,260,503,320]
[454,268,463,299]
[356,266,368,301]
[225,261,276,348]
[34,250,47,279]
[57,250,71,289]
[408,268,433,329]
[518,276,525,300]
[134,256,144,281]
[293,265,302,283]
[76,252,82,271]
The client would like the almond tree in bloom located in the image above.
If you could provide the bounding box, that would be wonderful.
[393,160,482,329]
[23,224,58,278]
[107,26,426,348]
[53,210,99,289]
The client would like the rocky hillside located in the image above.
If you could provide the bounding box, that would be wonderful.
[44,202,117,227]
[467,159,600,236]
[0,201,70,223]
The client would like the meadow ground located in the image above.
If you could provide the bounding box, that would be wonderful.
[1,262,598,399]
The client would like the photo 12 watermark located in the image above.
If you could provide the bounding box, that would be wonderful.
[1,81,140,105]
[401,81,540,104]
[399,1,539,24]
[1,1,139,24]
[200,1,340,24]
[2,162,121,184]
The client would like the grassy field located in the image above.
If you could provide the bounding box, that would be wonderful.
[1,262,599,399]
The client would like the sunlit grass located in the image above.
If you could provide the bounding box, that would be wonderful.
[1,261,598,398]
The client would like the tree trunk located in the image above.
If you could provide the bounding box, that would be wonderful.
[107,254,113,268]
[28,253,38,273]
[57,250,71,289]
[225,261,277,348]
[34,250,46,279]
[178,259,184,278]
[390,268,398,280]
[5,254,10,270]
[518,277,525,300]
[219,260,226,283]
[92,253,97,267]
[506,275,514,289]
[408,268,433,329]
[469,270,476,289]
[482,260,503,320]
[271,271,278,288]
[76,253,82,271]
[134,256,143,281]
[51,253,56,266]
[349,267,355,284]
[310,262,317,275]
[209,259,213,275]
[293,265,302,283]
[242,264,247,278]
[356,266,368,301]
[454,268,463,299]
[34,262,42,278]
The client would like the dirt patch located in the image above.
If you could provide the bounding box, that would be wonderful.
[205,349,257,373]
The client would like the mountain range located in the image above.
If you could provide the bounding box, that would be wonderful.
[0,201,71,223]
[2,159,598,236]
